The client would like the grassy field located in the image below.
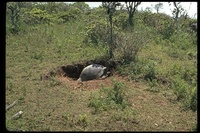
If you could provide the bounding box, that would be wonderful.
[6,10,197,131]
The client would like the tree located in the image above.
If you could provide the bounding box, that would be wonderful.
[169,2,184,31]
[72,2,90,13]
[102,2,121,59]
[145,7,152,13]
[125,2,141,29]
[154,3,163,13]
[7,2,24,33]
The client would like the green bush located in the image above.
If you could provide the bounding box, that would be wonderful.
[58,7,82,23]
[171,77,197,111]
[144,61,157,81]
[115,30,149,63]
[84,19,109,45]
[83,18,120,46]
[169,64,197,85]
[88,81,130,114]
[116,58,158,82]
[113,12,129,30]
[159,21,175,40]
[140,12,175,39]
[171,76,188,101]
[116,60,144,80]
[23,8,52,25]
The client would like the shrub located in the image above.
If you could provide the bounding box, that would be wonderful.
[84,17,121,45]
[23,8,52,25]
[144,61,157,81]
[140,12,175,39]
[169,64,197,85]
[159,21,175,40]
[88,81,130,114]
[84,19,109,45]
[116,57,159,83]
[169,74,197,111]
[58,7,82,23]
[171,76,188,101]
[113,12,129,30]
[115,31,149,63]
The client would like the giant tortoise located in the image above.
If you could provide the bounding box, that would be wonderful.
[77,64,109,82]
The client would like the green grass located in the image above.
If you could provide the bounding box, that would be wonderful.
[88,81,133,114]
[6,14,197,131]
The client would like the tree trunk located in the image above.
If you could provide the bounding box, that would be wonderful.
[175,18,178,31]
[129,12,134,31]
[175,11,179,31]
[129,13,133,27]
[109,13,113,59]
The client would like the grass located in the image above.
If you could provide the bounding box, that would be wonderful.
[6,15,197,131]
[88,81,132,114]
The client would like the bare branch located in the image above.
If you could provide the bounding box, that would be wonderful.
[6,100,18,111]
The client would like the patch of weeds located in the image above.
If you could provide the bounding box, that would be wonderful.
[46,77,62,88]
[110,108,137,123]
[56,39,66,55]
[24,43,29,52]
[21,86,27,97]
[168,64,197,111]
[116,58,148,81]
[189,87,197,111]
[6,81,14,92]
[171,76,188,101]
[22,64,32,78]
[31,51,44,61]
[67,91,75,102]
[181,67,197,85]
[43,127,51,131]
[62,113,76,127]
[46,30,55,44]
[6,74,13,79]
[76,114,88,128]
[145,79,160,93]
[167,49,186,60]
[182,87,197,112]
[169,64,197,84]
[187,50,197,60]
[144,61,157,81]
[37,87,42,92]
[191,123,197,131]
[19,96,25,103]
[169,64,182,76]
[62,113,89,129]
[116,58,158,83]
[88,81,131,114]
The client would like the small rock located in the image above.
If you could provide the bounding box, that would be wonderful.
[12,111,23,120]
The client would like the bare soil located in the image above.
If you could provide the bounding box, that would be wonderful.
[55,73,197,131]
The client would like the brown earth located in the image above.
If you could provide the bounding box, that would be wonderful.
[55,73,197,131]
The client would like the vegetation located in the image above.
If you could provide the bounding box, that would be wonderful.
[88,81,132,114]
[102,2,121,59]
[125,2,141,28]
[6,2,197,131]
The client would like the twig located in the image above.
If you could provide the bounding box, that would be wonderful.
[6,100,18,111]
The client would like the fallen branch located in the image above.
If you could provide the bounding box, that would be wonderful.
[6,100,18,111]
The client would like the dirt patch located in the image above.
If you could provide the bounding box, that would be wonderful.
[58,74,131,91]
[40,59,122,81]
